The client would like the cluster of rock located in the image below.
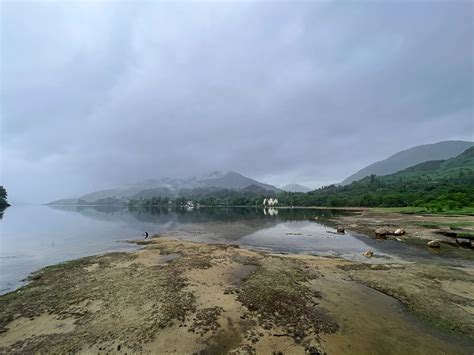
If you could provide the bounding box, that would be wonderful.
[433,228,474,249]
[374,228,405,238]
[427,237,473,249]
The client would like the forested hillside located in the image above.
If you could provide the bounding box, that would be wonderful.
[131,147,474,212]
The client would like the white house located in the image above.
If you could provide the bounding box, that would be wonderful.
[263,198,278,207]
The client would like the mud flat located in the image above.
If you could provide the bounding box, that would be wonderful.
[0,236,473,354]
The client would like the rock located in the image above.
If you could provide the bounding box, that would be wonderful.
[394,228,405,236]
[395,237,403,242]
[375,229,387,238]
[363,250,374,258]
[427,240,441,248]
[336,227,345,234]
[386,230,394,235]
[456,238,471,248]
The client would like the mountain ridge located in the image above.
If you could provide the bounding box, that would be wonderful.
[341,140,474,185]
[47,171,280,205]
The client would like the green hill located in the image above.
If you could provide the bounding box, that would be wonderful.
[279,147,474,211]
[341,140,474,185]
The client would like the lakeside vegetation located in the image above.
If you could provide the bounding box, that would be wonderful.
[0,186,10,208]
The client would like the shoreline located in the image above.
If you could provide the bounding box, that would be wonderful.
[1,209,473,353]
[1,233,473,354]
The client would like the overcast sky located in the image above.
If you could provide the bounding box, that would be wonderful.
[1,0,473,204]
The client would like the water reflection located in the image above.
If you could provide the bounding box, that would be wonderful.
[1,205,472,295]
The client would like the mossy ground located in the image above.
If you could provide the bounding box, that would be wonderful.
[0,239,337,354]
[0,235,472,354]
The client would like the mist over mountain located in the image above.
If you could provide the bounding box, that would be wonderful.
[48,171,280,205]
[341,141,474,185]
[281,184,311,193]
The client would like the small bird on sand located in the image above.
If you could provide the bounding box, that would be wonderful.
[143,232,149,239]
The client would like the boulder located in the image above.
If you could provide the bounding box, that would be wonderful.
[394,229,405,236]
[363,250,374,258]
[336,227,345,234]
[456,238,471,248]
[375,228,387,238]
[427,240,441,248]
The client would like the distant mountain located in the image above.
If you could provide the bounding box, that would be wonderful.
[285,146,474,209]
[281,184,311,193]
[200,171,280,192]
[341,140,474,185]
[47,171,280,205]
[46,198,79,205]
[391,146,474,179]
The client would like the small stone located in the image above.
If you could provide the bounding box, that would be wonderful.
[427,240,441,248]
[394,229,405,236]
[456,238,471,248]
[363,250,374,258]
[375,229,387,238]
[336,227,345,234]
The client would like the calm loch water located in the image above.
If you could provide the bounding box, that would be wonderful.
[0,205,471,294]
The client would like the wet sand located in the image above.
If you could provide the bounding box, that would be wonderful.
[0,233,472,354]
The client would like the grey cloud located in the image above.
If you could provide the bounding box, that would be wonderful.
[1,0,472,203]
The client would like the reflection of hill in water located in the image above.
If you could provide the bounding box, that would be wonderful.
[48,205,343,224]
[47,206,345,242]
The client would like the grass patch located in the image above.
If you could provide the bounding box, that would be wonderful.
[372,207,474,216]
[416,221,474,230]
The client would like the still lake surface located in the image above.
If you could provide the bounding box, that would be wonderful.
[0,205,472,294]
